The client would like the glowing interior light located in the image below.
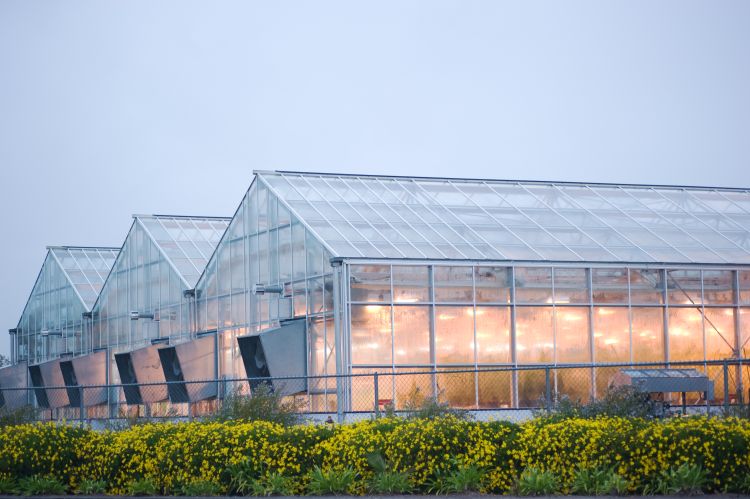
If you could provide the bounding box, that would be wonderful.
[394,297,418,303]
[597,308,615,316]
[437,313,455,320]
[604,338,619,345]
[365,305,381,313]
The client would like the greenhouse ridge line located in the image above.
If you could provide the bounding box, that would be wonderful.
[267,169,750,192]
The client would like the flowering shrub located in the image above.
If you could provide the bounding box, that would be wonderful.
[0,416,749,495]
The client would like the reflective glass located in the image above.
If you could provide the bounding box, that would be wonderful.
[630,307,664,362]
[392,266,430,303]
[258,172,750,265]
[666,269,702,305]
[515,267,553,303]
[350,304,392,365]
[703,308,735,360]
[592,268,629,303]
[435,306,475,364]
[553,268,589,304]
[393,306,431,365]
[593,307,630,362]
[668,307,705,361]
[555,307,591,363]
[702,270,735,305]
[515,306,554,363]
[350,265,391,302]
[434,266,473,302]
[475,307,511,364]
[629,269,664,304]
[474,267,511,303]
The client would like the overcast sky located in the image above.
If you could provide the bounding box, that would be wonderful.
[1,1,749,357]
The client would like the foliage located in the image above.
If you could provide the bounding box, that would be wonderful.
[178,479,223,496]
[428,461,484,494]
[643,463,708,495]
[369,470,413,494]
[540,385,664,421]
[516,467,558,496]
[0,415,749,495]
[0,478,18,494]
[128,477,158,496]
[307,466,357,495]
[0,405,38,427]
[17,475,68,496]
[570,466,629,495]
[211,383,304,426]
[400,390,471,420]
[247,472,296,496]
[75,478,107,495]
[365,451,413,494]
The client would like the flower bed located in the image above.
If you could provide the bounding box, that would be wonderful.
[1,416,749,495]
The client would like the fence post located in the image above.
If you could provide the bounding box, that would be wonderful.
[79,386,85,423]
[373,372,380,417]
[723,360,730,411]
[545,367,551,410]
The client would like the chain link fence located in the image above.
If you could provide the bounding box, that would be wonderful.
[1,359,749,423]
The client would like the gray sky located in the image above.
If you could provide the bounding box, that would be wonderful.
[1,1,749,357]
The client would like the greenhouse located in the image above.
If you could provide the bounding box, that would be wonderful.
[190,171,750,411]
[3,171,750,414]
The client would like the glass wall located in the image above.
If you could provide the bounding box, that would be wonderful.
[347,263,747,408]
[16,248,118,365]
[195,179,336,409]
[92,221,191,355]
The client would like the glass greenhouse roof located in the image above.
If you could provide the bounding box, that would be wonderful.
[258,171,750,264]
[136,215,231,287]
[48,246,120,308]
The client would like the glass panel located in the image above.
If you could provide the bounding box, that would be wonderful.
[703,308,735,360]
[553,268,589,304]
[629,269,664,304]
[592,267,629,304]
[514,267,553,304]
[393,306,431,365]
[593,307,630,362]
[740,271,750,305]
[666,269,702,305]
[394,368,434,409]
[434,266,473,302]
[475,307,511,364]
[350,304,392,366]
[517,370,546,407]
[435,306,475,364]
[515,306,554,364]
[703,270,735,305]
[437,370,476,408]
[349,265,391,302]
[474,267,510,303]
[556,367,592,403]
[477,369,512,408]
[668,308,704,361]
[739,308,750,358]
[555,307,591,363]
[392,266,429,303]
[631,307,664,362]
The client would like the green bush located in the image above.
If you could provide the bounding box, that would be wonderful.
[18,475,68,496]
[211,383,304,426]
[247,472,296,496]
[75,478,107,495]
[570,466,628,495]
[178,479,223,496]
[128,478,158,496]
[644,463,708,495]
[0,477,17,494]
[516,467,558,496]
[307,466,357,495]
[0,405,38,427]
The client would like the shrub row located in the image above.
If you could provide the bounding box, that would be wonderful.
[1,416,750,495]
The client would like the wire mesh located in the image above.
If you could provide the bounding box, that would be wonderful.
[1,359,749,423]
